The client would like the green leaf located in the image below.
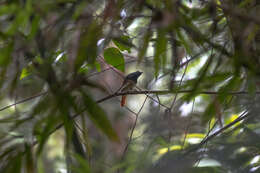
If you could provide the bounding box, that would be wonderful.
[6,10,29,35]
[104,47,125,72]
[138,31,151,63]
[36,110,60,156]
[2,152,23,172]
[176,29,192,55]
[25,145,34,173]
[202,101,215,124]
[189,166,225,173]
[0,4,17,16]
[154,29,167,77]
[95,61,101,72]
[0,42,13,66]
[20,67,31,80]
[71,153,91,173]
[75,21,102,70]
[113,35,132,53]
[82,91,119,142]
[28,15,40,39]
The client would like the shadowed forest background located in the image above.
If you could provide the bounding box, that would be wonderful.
[0,0,260,172]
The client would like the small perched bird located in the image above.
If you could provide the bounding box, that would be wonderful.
[120,71,143,107]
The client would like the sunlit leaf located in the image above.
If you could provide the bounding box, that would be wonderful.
[20,67,31,80]
[225,114,240,126]
[157,145,182,155]
[185,133,206,139]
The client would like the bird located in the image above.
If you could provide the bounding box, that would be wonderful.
[120,71,143,107]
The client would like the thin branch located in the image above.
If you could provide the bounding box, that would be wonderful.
[182,98,195,149]
[0,92,47,112]
[186,110,249,155]
[0,52,201,113]
[1,89,260,113]
[96,90,260,103]
[170,56,189,110]
[121,95,148,159]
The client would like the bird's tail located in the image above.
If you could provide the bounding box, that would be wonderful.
[121,95,127,107]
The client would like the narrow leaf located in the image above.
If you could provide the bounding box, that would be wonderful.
[0,42,13,66]
[138,31,151,63]
[82,91,119,142]
[75,21,102,70]
[154,29,167,77]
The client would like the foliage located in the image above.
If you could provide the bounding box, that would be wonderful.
[0,0,260,173]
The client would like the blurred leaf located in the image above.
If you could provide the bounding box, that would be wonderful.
[20,67,31,80]
[154,29,167,77]
[113,35,132,53]
[75,21,102,70]
[0,42,13,66]
[37,157,45,173]
[182,55,214,101]
[186,133,206,139]
[95,61,101,72]
[138,31,151,63]
[188,166,225,173]
[28,15,40,39]
[78,64,90,74]
[2,152,23,173]
[0,4,17,16]
[80,115,92,160]
[104,47,125,72]
[73,1,88,20]
[25,144,34,173]
[6,10,29,35]
[72,128,86,158]
[217,76,241,103]
[157,145,182,155]
[71,153,91,173]
[176,29,192,55]
[81,91,119,142]
[79,78,107,93]
[202,101,216,124]
[36,110,60,156]
[225,114,241,127]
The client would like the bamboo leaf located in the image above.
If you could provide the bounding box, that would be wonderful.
[81,91,119,142]
[154,29,167,77]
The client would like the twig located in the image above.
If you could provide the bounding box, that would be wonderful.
[118,95,148,173]
[96,90,260,103]
[170,56,189,110]
[182,98,195,149]
[1,90,259,113]
[0,92,48,112]
[185,110,249,155]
